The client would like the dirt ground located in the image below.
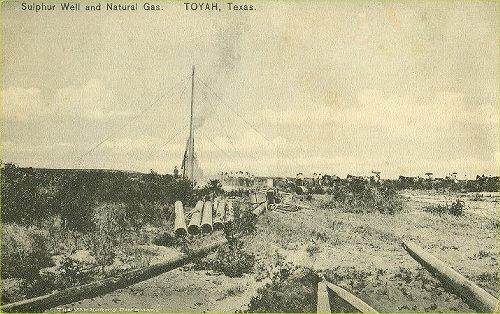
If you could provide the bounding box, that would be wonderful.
[50,267,262,312]
[51,190,499,312]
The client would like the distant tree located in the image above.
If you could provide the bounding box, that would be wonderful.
[1,163,56,224]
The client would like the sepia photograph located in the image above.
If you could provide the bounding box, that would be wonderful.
[1,0,499,312]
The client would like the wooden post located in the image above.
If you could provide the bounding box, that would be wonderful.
[324,281,377,312]
[317,280,331,313]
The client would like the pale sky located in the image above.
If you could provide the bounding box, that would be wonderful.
[2,1,499,178]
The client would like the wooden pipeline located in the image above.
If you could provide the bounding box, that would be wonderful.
[1,238,228,313]
[316,280,331,313]
[324,281,377,312]
[252,201,267,216]
[402,240,499,312]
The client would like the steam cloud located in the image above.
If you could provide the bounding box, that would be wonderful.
[193,18,247,130]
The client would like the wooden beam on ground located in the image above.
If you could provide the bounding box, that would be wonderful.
[402,240,499,312]
[1,239,228,313]
[317,280,331,313]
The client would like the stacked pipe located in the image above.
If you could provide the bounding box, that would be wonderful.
[176,198,234,236]
[188,200,204,235]
[174,201,188,237]
[201,201,213,233]
[213,199,226,231]
[250,191,267,206]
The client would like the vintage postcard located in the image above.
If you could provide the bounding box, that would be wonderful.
[1,0,499,312]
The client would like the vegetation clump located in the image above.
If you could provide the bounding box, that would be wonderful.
[190,239,256,278]
[1,224,53,280]
[322,178,403,214]
[0,163,225,302]
[423,199,465,216]
[248,266,317,312]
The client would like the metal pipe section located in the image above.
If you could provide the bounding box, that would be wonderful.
[213,198,226,231]
[174,201,188,237]
[201,201,213,233]
[188,200,203,235]
[402,240,498,312]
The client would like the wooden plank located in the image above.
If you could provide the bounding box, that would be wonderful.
[1,239,227,312]
[324,281,378,313]
[317,280,331,313]
[402,240,499,312]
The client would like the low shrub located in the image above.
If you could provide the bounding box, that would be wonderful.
[152,232,183,247]
[449,199,465,216]
[1,278,29,304]
[248,266,317,312]
[88,203,131,266]
[423,199,464,216]
[229,208,258,237]
[1,224,53,280]
[323,182,403,214]
[191,240,255,277]
[38,251,99,291]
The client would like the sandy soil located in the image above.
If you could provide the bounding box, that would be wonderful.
[400,190,499,220]
[50,190,498,312]
[50,268,262,312]
[244,192,498,312]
